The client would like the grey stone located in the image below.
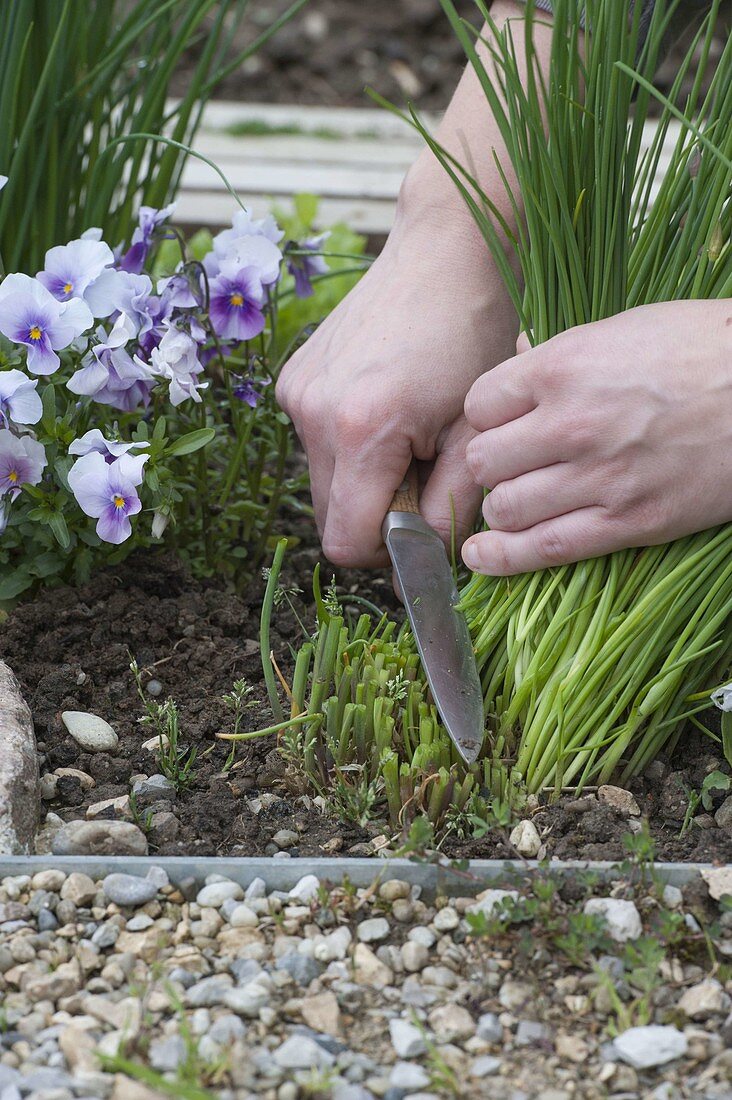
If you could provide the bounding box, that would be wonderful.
[91,921,119,948]
[224,980,271,1017]
[613,1025,688,1068]
[185,975,234,1006]
[196,880,243,907]
[390,1062,430,1089]
[515,1020,551,1046]
[276,951,322,986]
[52,820,148,856]
[476,1013,502,1044]
[357,917,390,943]
[149,1034,187,1072]
[273,1034,335,1069]
[209,1014,246,1043]
[390,1019,426,1058]
[0,660,40,854]
[229,958,263,984]
[61,711,118,753]
[37,909,58,932]
[103,873,158,907]
[131,774,176,807]
[471,1056,501,1077]
[272,829,299,849]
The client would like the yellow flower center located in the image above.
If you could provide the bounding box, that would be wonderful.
[63,282,73,295]
[113,494,125,510]
[229,292,244,308]
[7,469,17,483]
[28,325,42,341]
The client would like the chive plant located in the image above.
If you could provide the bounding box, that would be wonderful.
[269,0,732,823]
[419,0,732,794]
[0,0,306,273]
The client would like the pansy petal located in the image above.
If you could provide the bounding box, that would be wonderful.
[67,451,112,518]
[97,504,133,544]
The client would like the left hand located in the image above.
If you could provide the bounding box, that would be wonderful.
[461,299,732,575]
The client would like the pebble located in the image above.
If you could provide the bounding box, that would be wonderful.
[60,872,97,906]
[52,820,148,856]
[515,1020,551,1046]
[509,819,542,857]
[598,784,641,816]
[433,906,459,932]
[584,898,642,942]
[274,1034,335,1069]
[401,941,429,973]
[379,880,411,902]
[662,884,683,909]
[149,1034,187,1072]
[103,873,158,908]
[466,889,520,918]
[357,917,390,943]
[61,711,118,753]
[131,774,176,806]
[613,1025,688,1068]
[390,1062,430,1089]
[301,991,341,1036]
[229,903,259,928]
[677,979,731,1019]
[196,881,244,907]
[476,1013,502,1044]
[428,1003,476,1042]
[272,829,299,849]
[390,1019,426,1059]
[471,1055,501,1077]
[289,874,320,903]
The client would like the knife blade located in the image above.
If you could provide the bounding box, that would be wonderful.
[382,466,484,765]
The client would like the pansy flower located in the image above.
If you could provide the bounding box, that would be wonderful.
[0,429,46,499]
[119,203,176,274]
[147,324,208,407]
[286,232,330,298]
[69,428,149,464]
[203,225,282,286]
[209,266,266,342]
[37,238,115,303]
[232,373,270,408]
[0,370,42,426]
[68,449,148,544]
[67,322,156,412]
[0,274,93,375]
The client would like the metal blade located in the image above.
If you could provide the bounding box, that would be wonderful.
[383,512,484,765]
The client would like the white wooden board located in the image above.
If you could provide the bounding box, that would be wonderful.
[175,101,684,235]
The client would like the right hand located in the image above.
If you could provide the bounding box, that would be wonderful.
[276,193,518,569]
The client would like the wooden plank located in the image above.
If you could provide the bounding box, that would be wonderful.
[175,104,685,234]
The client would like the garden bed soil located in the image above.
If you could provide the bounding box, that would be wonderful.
[1,548,731,865]
[175,0,727,112]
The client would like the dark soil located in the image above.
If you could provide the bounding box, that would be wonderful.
[176,0,729,112]
[2,545,732,864]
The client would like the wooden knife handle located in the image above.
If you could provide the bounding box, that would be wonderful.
[388,460,420,515]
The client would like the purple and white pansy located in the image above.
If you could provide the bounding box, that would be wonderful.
[68,449,148,544]
[37,237,115,303]
[0,429,47,500]
[0,274,93,375]
[68,428,149,464]
[0,370,42,426]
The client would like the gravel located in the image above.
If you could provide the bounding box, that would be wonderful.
[0,867,729,1099]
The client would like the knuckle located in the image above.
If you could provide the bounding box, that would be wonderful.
[534,526,569,565]
[465,438,486,483]
[484,484,519,531]
[333,403,375,446]
[464,381,486,427]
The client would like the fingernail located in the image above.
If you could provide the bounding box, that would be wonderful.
[462,541,479,570]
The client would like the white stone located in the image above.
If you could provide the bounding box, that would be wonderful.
[702,867,732,901]
[313,926,351,962]
[409,926,436,948]
[509,819,542,857]
[288,875,320,903]
[390,1062,430,1089]
[613,1025,688,1069]
[228,904,259,928]
[401,941,429,973]
[433,907,459,932]
[357,917,390,943]
[224,980,271,1018]
[677,979,731,1020]
[428,1003,476,1042]
[61,711,118,753]
[196,881,244,908]
[353,943,393,987]
[466,889,520,918]
[390,1018,426,1058]
[584,898,642,942]
[273,1034,334,1070]
[662,884,683,909]
[245,877,266,901]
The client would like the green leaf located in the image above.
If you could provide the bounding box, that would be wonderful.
[47,510,71,550]
[0,569,33,601]
[294,192,319,227]
[166,427,215,457]
[40,383,57,434]
[153,416,168,442]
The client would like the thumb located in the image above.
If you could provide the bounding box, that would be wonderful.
[515,330,532,355]
[419,417,483,554]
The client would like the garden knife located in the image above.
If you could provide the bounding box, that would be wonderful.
[382,465,484,765]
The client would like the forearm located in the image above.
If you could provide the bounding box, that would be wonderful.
[393,1,555,271]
